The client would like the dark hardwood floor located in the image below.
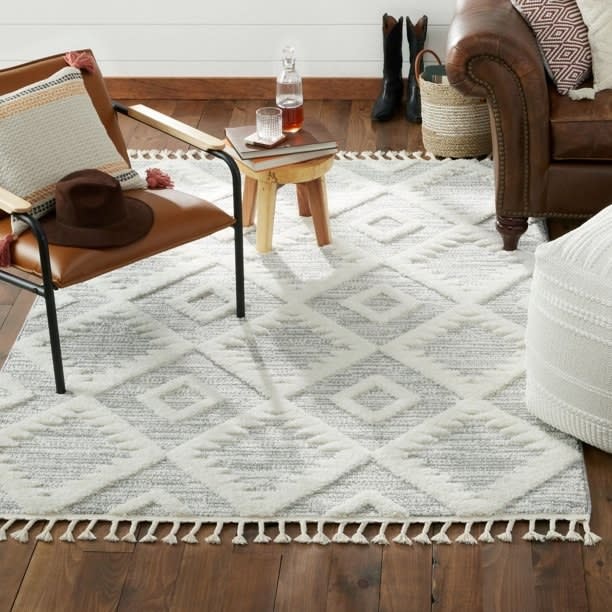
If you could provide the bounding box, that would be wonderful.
[0,98,610,612]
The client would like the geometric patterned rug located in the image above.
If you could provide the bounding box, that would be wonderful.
[0,152,599,546]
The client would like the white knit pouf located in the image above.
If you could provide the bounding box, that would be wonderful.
[526,206,612,452]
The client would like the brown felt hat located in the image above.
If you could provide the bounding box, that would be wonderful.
[41,169,153,247]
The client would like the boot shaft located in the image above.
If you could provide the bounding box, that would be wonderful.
[381,14,403,77]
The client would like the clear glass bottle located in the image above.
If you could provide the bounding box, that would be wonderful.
[276,46,304,133]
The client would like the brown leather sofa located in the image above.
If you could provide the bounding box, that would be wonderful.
[445,0,612,250]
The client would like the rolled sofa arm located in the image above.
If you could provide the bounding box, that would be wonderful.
[445,0,550,217]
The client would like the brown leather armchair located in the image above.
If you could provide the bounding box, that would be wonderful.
[446,0,612,250]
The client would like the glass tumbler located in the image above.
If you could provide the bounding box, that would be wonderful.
[255,106,283,143]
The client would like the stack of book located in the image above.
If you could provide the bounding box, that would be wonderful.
[224,118,338,171]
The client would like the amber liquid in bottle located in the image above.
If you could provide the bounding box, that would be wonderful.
[280,103,304,133]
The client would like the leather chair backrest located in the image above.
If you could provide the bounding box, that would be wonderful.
[0,50,130,164]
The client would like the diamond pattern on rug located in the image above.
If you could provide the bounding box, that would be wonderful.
[356,209,424,243]
[0,396,164,514]
[138,374,224,422]
[341,284,419,323]
[383,303,525,398]
[389,157,496,226]
[374,399,582,515]
[391,224,531,303]
[332,374,419,423]
[16,301,193,395]
[204,303,376,396]
[168,398,370,515]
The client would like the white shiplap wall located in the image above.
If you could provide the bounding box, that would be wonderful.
[1,1,457,77]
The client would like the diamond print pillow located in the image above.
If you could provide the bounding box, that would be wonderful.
[576,0,612,94]
[511,0,591,95]
[0,66,146,235]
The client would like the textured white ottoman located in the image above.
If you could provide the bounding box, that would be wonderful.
[526,206,612,452]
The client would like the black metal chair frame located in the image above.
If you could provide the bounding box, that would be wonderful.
[0,134,245,395]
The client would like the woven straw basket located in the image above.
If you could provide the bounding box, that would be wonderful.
[417,49,492,158]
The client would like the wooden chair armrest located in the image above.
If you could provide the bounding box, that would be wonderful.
[0,186,32,214]
[114,102,225,151]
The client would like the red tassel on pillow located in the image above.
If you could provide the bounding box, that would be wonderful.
[63,51,96,73]
[146,168,174,189]
[0,233,15,268]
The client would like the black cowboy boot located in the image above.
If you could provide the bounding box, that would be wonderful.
[405,15,428,123]
[371,14,404,121]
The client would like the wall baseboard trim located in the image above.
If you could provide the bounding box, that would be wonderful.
[105,77,381,100]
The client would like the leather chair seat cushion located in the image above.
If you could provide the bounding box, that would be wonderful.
[3,188,235,288]
[550,85,612,161]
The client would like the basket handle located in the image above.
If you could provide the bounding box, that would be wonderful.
[414,49,442,88]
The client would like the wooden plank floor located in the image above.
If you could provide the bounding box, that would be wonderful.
[0,99,610,612]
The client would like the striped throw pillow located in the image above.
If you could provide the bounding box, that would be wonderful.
[0,66,146,235]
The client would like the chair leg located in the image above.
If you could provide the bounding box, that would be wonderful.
[206,148,246,318]
[42,277,66,394]
[234,220,245,318]
[13,212,66,393]
[496,214,528,251]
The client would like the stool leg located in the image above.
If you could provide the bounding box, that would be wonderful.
[296,184,311,217]
[242,176,258,227]
[304,177,332,246]
[255,181,278,252]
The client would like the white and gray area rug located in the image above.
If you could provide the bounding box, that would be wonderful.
[0,151,599,546]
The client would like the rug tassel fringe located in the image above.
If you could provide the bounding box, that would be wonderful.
[432,521,452,544]
[122,521,139,543]
[0,519,16,541]
[10,519,36,543]
[254,520,272,544]
[78,519,98,541]
[351,521,369,545]
[0,518,601,547]
[332,521,350,544]
[371,521,390,546]
[545,519,564,541]
[36,519,57,542]
[59,519,79,542]
[139,520,159,543]
[232,521,247,545]
[161,521,180,545]
[392,522,413,545]
[312,521,331,545]
[105,519,121,542]
[478,520,495,543]
[455,522,477,545]
[413,521,432,545]
[565,520,582,542]
[182,520,203,544]
[582,521,602,546]
[294,520,311,544]
[497,519,515,543]
[274,520,291,544]
[523,519,546,543]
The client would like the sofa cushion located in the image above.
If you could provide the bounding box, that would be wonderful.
[550,85,612,160]
[511,0,591,95]
[576,0,612,94]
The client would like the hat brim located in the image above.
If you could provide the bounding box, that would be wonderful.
[41,196,154,248]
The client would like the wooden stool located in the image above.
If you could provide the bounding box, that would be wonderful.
[237,154,335,253]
